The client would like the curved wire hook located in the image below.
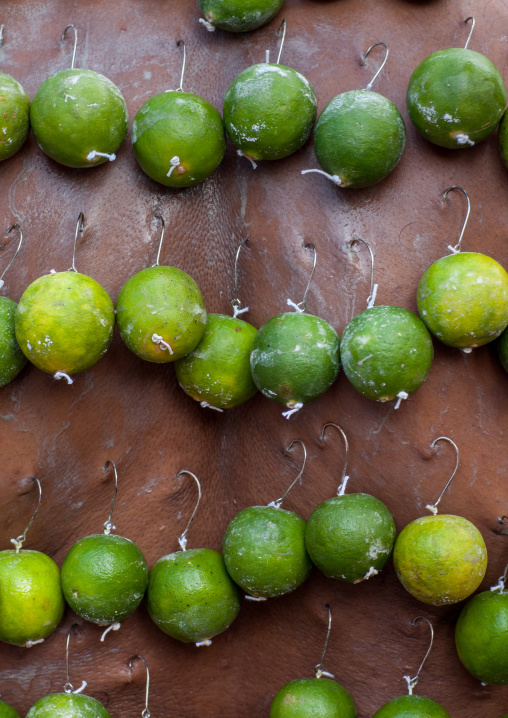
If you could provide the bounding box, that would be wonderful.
[103,460,118,535]
[276,18,287,65]
[362,42,389,91]
[64,623,87,694]
[404,617,434,695]
[443,186,470,254]
[464,17,475,50]
[152,215,166,267]
[270,440,307,509]
[490,562,508,592]
[347,238,377,309]
[176,40,186,92]
[10,477,42,553]
[425,436,460,515]
[231,238,249,316]
[129,655,151,718]
[0,224,24,285]
[176,470,202,551]
[315,605,335,679]
[70,212,85,273]
[321,423,350,496]
[62,25,78,70]
[294,242,316,312]
[0,25,4,49]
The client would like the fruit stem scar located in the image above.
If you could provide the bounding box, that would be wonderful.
[195,639,213,647]
[198,18,215,32]
[394,390,408,409]
[86,151,116,162]
[237,149,257,169]
[301,168,341,186]
[151,333,173,354]
[282,402,303,419]
[245,595,267,602]
[100,622,121,642]
[54,371,74,384]
[200,401,223,412]
[166,156,182,177]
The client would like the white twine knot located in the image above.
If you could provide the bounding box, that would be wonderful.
[0,279,4,290]
[425,503,438,515]
[315,669,335,679]
[100,622,121,642]
[103,520,116,536]
[365,82,374,91]
[152,333,173,354]
[394,390,409,410]
[178,535,188,551]
[282,402,303,419]
[286,298,304,313]
[167,156,181,178]
[199,401,223,413]
[337,475,350,496]
[366,283,379,309]
[404,675,418,695]
[198,18,215,31]
[10,537,23,552]
[461,347,473,354]
[195,639,213,647]
[245,595,267,602]
[237,150,257,169]
[87,151,116,162]
[301,169,341,186]
[447,244,461,254]
[24,638,44,648]
[455,133,474,147]
[54,371,73,385]
[233,305,249,318]
[490,577,506,592]
[50,269,57,274]
[72,681,88,694]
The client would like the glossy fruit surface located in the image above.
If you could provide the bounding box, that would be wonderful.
[455,589,508,685]
[314,90,406,188]
[198,0,284,32]
[0,549,64,646]
[0,296,27,387]
[270,678,357,717]
[406,48,506,149]
[499,109,508,169]
[15,272,115,375]
[223,63,317,160]
[340,306,433,402]
[305,493,396,583]
[116,266,207,363]
[147,547,240,643]
[496,325,508,373]
[0,699,21,718]
[61,534,148,625]
[417,252,508,348]
[26,693,111,718]
[223,506,312,597]
[373,694,451,717]
[132,91,226,187]
[175,313,258,408]
[0,72,30,161]
[30,68,128,168]
[250,312,340,408]
[393,514,487,605]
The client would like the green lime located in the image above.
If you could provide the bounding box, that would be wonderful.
[0,549,64,646]
[373,695,450,717]
[30,68,128,168]
[132,91,226,187]
[455,588,508,685]
[312,90,406,188]
[270,678,357,718]
[340,306,433,403]
[250,313,340,409]
[223,63,317,161]
[499,109,508,169]
[0,699,21,718]
[61,534,148,625]
[305,493,396,583]
[0,73,30,161]
[15,272,114,375]
[147,547,240,643]
[393,514,487,606]
[116,266,206,363]
[222,506,312,597]
[0,297,27,387]
[26,693,111,718]
[198,0,284,32]
[406,48,506,149]
[174,313,258,409]
[496,325,508,372]
[417,252,508,349]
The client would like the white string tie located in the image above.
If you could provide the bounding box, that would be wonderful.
[24,638,44,647]
[237,150,257,169]
[337,475,350,496]
[54,372,73,385]
[100,622,121,642]
[233,305,249,318]
[366,283,378,309]
[394,390,409,410]
[301,169,341,186]
[72,681,88,694]
[195,639,213,647]
[152,334,173,354]
[198,18,215,31]
[200,401,223,412]
[167,156,181,178]
[286,298,304,313]
[87,151,116,162]
[245,595,267,602]
[282,402,303,419]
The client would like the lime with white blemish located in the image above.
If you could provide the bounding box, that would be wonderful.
[26,693,112,718]
[175,313,258,408]
[270,677,357,718]
[312,90,406,188]
[417,252,508,349]
[0,73,30,161]
[340,306,433,403]
[406,48,506,149]
[116,266,207,363]
[132,91,226,187]
[250,312,340,411]
[0,700,20,718]
[15,272,114,376]
[0,297,27,387]
[223,63,317,161]
[198,0,284,32]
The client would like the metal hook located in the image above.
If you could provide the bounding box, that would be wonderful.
[270,440,307,509]
[0,25,4,49]
[0,224,24,285]
[176,470,202,551]
[276,19,287,65]
[348,238,377,309]
[294,242,316,312]
[231,238,249,315]
[176,40,186,92]
[129,655,151,718]
[443,186,470,254]
[64,623,81,694]
[404,617,434,695]
[464,17,475,50]
[362,42,389,91]
[321,423,350,496]
[315,605,335,679]
[70,212,85,273]
[152,215,166,267]
[103,460,118,535]
[10,477,42,554]
[62,25,78,70]
[425,436,460,515]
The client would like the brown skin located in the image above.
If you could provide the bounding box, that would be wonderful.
[1,1,507,717]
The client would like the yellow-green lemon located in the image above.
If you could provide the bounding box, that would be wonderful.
[198,0,284,32]
[0,72,30,161]
[270,678,357,718]
[0,297,27,387]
